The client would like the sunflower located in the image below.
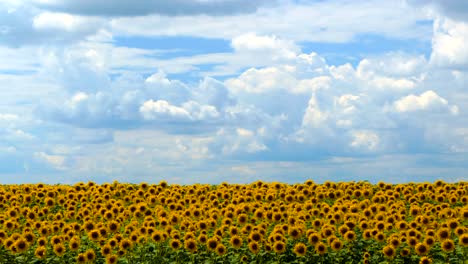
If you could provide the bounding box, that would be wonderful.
[363,230,372,240]
[375,221,386,231]
[207,237,218,251]
[249,231,262,242]
[400,247,410,257]
[34,246,47,259]
[408,237,418,247]
[387,237,399,248]
[230,235,243,249]
[455,226,465,236]
[459,233,468,247]
[315,242,327,255]
[437,228,450,240]
[330,239,343,251]
[53,243,66,257]
[151,231,163,243]
[119,238,132,251]
[39,226,50,236]
[382,245,396,259]
[108,221,120,233]
[13,237,29,253]
[322,227,334,238]
[397,221,408,230]
[415,242,429,256]
[344,230,356,241]
[273,212,282,222]
[84,221,95,232]
[76,253,87,264]
[88,229,101,241]
[215,244,226,256]
[248,241,260,254]
[441,239,455,252]
[51,235,62,245]
[447,219,459,230]
[101,244,112,256]
[65,235,79,251]
[37,237,47,247]
[424,236,435,247]
[23,231,35,244]
[375,231,386,242]
[273,240,286,254]
[293,242,307,257]
[308,232,321,245]
[288,226,302,240]
[169,239,181,250]
[184,238,197,253]
[419,257,433,264]
[312,219,323,229]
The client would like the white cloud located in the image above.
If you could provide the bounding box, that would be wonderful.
[236,128,254,137]
[139,99,219,121]
[33,12,103,32]
[226,67,297,94]
[11,129,35,140]
[302,94,328,128]
[71,92,88,104]
[110,0,429,43]
[393,90,459,114]
[0,146,16,153]
[216,127,268,155]
[350,130,380,151]
[371,76,417,90]
[357,53,427,78]
[2,0,468,184]
[140,100,191,120]
[356,56,424,91]
[230,165,255,175]
[34,151,68,170]
[294,76,331,94]
[231,33,298,60]
[336,94,360,114]
[0,113,19,121]
[182,101,220,120]
[430,18,468,69]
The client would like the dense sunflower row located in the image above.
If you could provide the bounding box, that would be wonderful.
[0,180,466,264]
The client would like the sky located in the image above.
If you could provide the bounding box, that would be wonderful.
[0,0,467,185]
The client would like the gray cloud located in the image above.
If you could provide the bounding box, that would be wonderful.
[408,0,468,21]
[0,3,105,47]
[32,0,275,17]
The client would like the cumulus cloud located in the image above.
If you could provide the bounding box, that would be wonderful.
[40,69,228,133]
[393,90,459,114]
[33,12,104,33]
[139,100,191,120]
[33,151,70,170]
[2,0,468,183]
[226,67,298,94]
[231,33,299,61]
[302,94,329,128]
[350,130,380,151]
[0,2,106,47]
[430,18,468,69]
[0,113,19,121]
[212,127,268,155]
[356,58,422,91]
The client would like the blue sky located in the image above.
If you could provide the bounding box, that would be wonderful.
[1,0,467,184]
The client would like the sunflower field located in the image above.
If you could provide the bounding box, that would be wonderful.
[0,180,466,264]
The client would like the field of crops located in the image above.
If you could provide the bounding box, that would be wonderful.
[0,180,466,264]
